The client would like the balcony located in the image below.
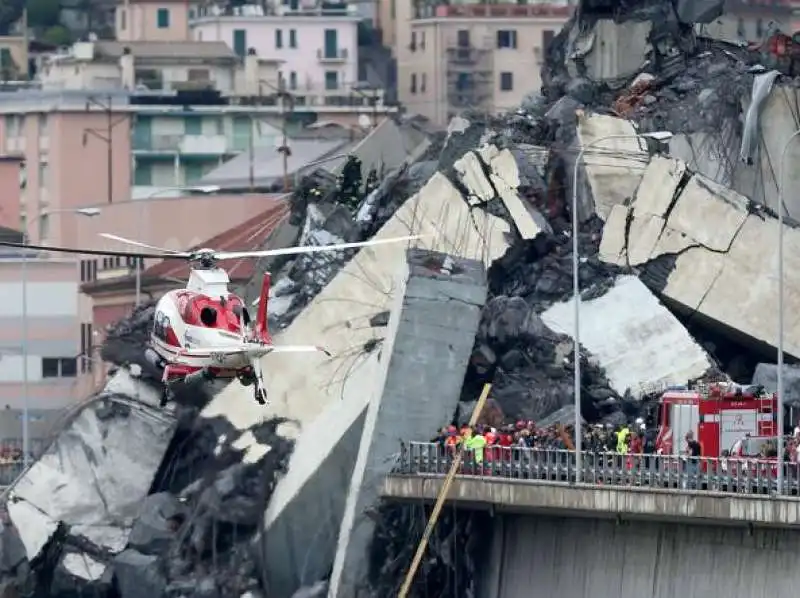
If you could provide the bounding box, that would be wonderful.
[416,2,575,19]
[317,48,348,63]
[134,134,229,155]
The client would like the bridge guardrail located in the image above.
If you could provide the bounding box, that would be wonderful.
[395,442,800,496]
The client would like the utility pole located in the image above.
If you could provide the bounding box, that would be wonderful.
[277,80,294,192]
[83,95,128,203]
[256,78,294,192]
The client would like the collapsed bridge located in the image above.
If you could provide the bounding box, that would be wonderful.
[4,0,800,594]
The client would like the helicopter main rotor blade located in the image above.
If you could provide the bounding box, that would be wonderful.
[99,233,190,256]
[215,235,423,261]
[0,240,174,259]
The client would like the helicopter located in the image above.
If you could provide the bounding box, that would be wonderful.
[1,232,420,406]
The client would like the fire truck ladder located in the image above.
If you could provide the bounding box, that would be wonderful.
[759,392,776,435]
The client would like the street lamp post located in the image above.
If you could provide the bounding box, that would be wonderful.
[776,130,800,494]
[571,129,673,482]
[21,207,101,469]
[134,186,221,306]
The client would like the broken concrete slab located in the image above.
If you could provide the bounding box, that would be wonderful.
[203,170,510,442]
[202,171,508,591]
[454,145,549,240]
[541,275,713,397]
[600,156,800,359]
[255,351,377,597]
[575,114,649,220]
[3,368,175,585]
[329,249,488,598]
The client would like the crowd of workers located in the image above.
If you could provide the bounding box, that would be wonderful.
[430,419,660,464]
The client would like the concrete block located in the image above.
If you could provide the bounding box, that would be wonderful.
[328,249,488,598]
[599,156,800,358]
[542,275,713,397]
[575,115,648,220]
[254,353,377,596]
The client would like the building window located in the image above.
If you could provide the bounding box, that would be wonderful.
[500,72,513,91]
[410,73,417,94]
[421,73,426,93]
[42,358,77,378]
[120,8,126,30]
[324,71,338,90]
[289,71,297,90]
[497,30,517,49]
[80,323,93,373]
[233,29,247,57]
[756,18,764,38]
[410,31,416,52]
[420,31,425,50]
[38,212,49,241]
[289,29,297,48]
[134,161,152,185]
[185,162,204,183]
[737,18,746,38]
[184,116,202,135]
[38,161,48,189]
[157,8,170,28]
[275,29,283,49]
[80,259,97,282]
[5,115,17,137]
[38,113,48,137]
[542,30,555,52]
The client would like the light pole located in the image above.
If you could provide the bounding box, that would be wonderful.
[134,186,221,305]
[776,131,800,494]
[571,129,673,482]
[21,207,101,469]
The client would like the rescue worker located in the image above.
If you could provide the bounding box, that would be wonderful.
[465,426,487,470]
[617,424,631,451]
[683,430,701,489]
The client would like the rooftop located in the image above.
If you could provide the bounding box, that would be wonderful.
[198,136,357,189]
[192,0,360,20]
[413,1,576,19]
[144,200,289,281]
[49,41,239,65]
[80,197,288,296]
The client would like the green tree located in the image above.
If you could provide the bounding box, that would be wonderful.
[42,24,71,46]
[25,0,60,29]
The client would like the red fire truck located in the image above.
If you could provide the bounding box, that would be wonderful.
[654,382,777,458]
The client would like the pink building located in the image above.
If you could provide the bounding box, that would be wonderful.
[116,0,195,42]
[191,4,360,92]
[0,99,131,246]
[0,156,91,415]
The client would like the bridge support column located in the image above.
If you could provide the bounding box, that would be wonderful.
[328,248,488,598]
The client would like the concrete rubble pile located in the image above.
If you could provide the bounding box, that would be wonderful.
[0,303,294,598]
[7,0,800,594]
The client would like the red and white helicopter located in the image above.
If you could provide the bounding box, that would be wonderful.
[1,233,419,406]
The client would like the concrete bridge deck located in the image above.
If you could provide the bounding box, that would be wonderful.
[384,443,800,528]
[382,474,800,527]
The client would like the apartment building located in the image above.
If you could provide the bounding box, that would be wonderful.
[396,1,574,125]
[0,161,90,412]
[701,0,792,41]
[190,0,360,97]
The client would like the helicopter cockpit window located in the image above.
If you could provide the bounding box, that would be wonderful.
[200,306,218,327]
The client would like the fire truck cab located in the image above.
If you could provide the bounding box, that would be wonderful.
[655,382,777,458]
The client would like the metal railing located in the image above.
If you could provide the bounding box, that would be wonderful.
[395,442,800,497]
